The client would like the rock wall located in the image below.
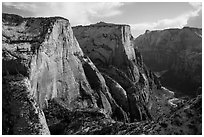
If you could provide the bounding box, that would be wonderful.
[2,13,97,110]
[134,27,202,96]
[73,22,140,82]
[73,22,162,122]
[2,14,127,134]
[73,22,136,67]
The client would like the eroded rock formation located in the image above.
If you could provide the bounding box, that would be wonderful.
[2,14,126,134]
[73,22,162,122]
[2,14,202,135]
[134,27,202,97]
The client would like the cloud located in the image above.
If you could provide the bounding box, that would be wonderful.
[3,2,37,11]
[130,4,202,38]
[186,3,202,28]
[130,14,189,37]
[188,2,202,10]
[2,2,123,25]
[86,2,123,17]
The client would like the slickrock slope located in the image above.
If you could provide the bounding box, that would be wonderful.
[134,27,202,97]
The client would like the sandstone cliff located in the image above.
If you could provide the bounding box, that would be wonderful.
[73,22,163,122]
[134,27,202,97]
[2,13,126,134]
[2,13,201,135]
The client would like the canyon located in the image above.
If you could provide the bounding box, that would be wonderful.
[2,13,202,135]
[134,28,202,97]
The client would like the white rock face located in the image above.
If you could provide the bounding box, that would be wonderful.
[3,14,130,134]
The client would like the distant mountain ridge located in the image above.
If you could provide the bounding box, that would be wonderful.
[134,27,202,97]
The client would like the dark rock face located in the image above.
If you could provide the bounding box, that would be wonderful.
[73,22,139,82]
[73,22,162,122]
[2,75,50,135]
[134,27,202,97]
[102,74,129,113]
[72,22,136,67]
[45,95,201,135]
[149,95,202,135]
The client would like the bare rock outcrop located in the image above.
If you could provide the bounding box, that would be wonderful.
[134,27,202,97]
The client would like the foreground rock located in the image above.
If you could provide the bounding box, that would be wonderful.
[2,75,50,135]
[150,95,202,135]
[134,27,202,97]
[45,95,201,135]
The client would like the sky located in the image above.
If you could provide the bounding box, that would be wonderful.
[2,2,202,37]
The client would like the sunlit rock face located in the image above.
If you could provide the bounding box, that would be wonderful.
[2,13,127,134]
[134,27,202,97]
[2,13,97,110]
